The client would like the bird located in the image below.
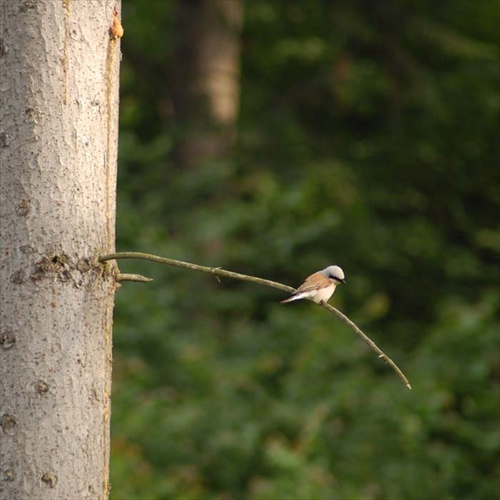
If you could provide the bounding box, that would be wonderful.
[280,265,346,305]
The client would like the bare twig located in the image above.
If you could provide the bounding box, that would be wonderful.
[100,251,411,390]
[321,303,411,389]
[117,273,153,283]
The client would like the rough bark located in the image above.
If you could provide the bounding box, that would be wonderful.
[0,1,121,499]
[172,0,243,168]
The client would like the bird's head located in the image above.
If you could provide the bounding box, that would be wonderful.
[321,265,346,284]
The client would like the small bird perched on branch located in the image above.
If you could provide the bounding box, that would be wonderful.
[280,265,346,305]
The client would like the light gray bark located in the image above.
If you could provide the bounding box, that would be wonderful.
[0,1,121,499]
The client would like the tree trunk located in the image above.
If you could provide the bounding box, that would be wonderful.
[172,0,243,169]
[0,1,121,499]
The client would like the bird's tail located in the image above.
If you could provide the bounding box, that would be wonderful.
[280,293,306,304]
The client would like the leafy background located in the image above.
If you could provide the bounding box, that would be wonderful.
[110,1,499,499]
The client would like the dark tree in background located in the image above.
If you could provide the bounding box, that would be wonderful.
[111,1,499,499]
[172,0,243,169]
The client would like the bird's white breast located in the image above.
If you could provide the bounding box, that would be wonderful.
[310,284,336,304]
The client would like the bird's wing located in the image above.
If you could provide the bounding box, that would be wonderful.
[293,273,332,294]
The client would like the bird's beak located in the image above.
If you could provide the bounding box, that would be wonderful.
[341,279,346,284]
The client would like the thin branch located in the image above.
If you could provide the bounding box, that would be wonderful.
[321,303,411,389]
[100,251,411,390]
[101,252,292,292]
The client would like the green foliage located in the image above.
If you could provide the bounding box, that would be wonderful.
[111,1,500,499]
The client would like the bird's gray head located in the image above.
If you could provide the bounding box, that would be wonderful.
[320,265,346,284]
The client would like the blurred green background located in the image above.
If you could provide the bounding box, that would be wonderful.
[110,1,500,499]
